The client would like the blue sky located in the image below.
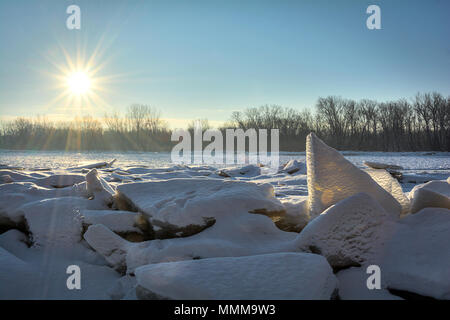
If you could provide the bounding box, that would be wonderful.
[0,0,449,128]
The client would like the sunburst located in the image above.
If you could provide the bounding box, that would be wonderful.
[41,40,121,117]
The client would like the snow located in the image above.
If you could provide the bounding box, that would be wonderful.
[217,164,261,177]
[279,159,306,175]
[134,253,338,300]
[294,192,397,269]
[380,207,450,299]
[0,246,39,299]
[116,178,285,233]
[81,209,142,234]
[363,161,403,170]
[0,229,121,299]
[306,133,402,218]
[409,180,450,213]
[336,267,402,300]
[364,168,410,215]
[0,137,449,300]
[84,224,131,272]
[85,209,297,273]
[20,197,86,246]
[85,169,115,206]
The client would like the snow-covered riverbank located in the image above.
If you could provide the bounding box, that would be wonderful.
[1,134,449,299]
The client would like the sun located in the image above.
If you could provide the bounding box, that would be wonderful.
[67,71,91,95]
[43,42,126,115]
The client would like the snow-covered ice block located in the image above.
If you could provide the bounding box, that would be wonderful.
[365,168,410,215]
[276,198,309,232]
[336,267,402,300]
[81,210,142,234]
[84,224,131,272]
[363,161,403,170]
[85,209,297,273]
[380,207,450,297]
[127,212,296,272]
[86,169,115,206]
[0,181,104,224]
[116,178,285,237]
[380,207,450,299]
[19,197,91,246]
[409,180,450,213]
[279,160,305,175]
[134,253,337,300]
[306,133,402,218]
[68,160,116,170]
[217,164,261,178]
[35,174,85,188]
[294,193,396,269]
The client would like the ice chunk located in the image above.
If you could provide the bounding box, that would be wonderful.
[306,133,401,218]
[365,168,410,215]
[86,210,297,273]
[217,164,261,177]
[295,193,396,269]
[409,180,450,213]
[279,160,305,175]
[81,210,142,234]
[36,174,85,188]
[116,178,285,237]
[275,198,309,232]
[134,253,337,300]
[380,207,450,299]
[363,161,403,170]
[86,169,115,206]
[0,181,104,224]
[20,197,87,246]
[0,174,13,183]
[84,224,131,272]
[68,159,116,170]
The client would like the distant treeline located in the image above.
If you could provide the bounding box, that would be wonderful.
[1,92,449,152]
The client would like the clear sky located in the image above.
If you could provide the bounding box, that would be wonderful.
[0,0,449,128]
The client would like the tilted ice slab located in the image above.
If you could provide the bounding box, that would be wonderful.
[134,253,337,300]
[380,207,450,299]
[306,133,402,218]
[364,168,410,215]
[294,193,397,269]
[409,180,450,213]
[116,178,285,234]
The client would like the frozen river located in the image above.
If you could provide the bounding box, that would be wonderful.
[0,150,449,171]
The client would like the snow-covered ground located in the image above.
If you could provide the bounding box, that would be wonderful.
[0,140,449,300]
